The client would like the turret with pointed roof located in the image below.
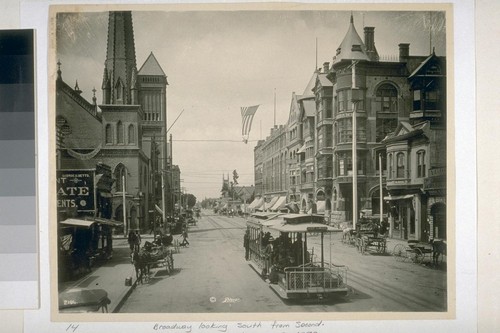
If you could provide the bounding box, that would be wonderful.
[333,14,370,64]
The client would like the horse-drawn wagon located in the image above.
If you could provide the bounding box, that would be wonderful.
[392,239,446,266]
[131,237,175,284]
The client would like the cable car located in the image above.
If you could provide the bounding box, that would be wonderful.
[246,213,348,300]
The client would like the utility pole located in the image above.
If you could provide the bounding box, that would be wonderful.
[122,174,127,236]
[351,60,360,230]
[379,153,383,225]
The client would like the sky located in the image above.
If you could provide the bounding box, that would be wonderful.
[55,6,446,200]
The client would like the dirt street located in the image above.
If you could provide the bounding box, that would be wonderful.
[119,211,447,313]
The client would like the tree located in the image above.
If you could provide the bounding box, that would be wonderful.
[232,169,239,185]
[182,193,197,208]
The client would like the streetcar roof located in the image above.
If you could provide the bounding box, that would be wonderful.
[250,212,284,220]
[269,223,342,233]
[280,213,325,224]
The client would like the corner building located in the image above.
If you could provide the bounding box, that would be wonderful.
[255,14,447,242]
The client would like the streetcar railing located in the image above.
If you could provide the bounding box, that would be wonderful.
[282,265,347,292]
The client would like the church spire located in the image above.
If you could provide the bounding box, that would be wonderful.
[103,11,138,105]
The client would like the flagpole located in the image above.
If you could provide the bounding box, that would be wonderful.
[352,60,358,231]
[274,88,276,127]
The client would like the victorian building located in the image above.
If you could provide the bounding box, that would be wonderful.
[253,14,447,242]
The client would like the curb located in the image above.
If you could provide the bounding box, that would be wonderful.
[112,279,138,313]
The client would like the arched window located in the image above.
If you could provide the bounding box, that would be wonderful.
[375,83,399,142]
[116,79,123,101]
[114,164,127,192]
[397,152,405,178]
[117,121,124,144]
[105,124,113,144]
[417,150,426,178]
[128,124,135,144]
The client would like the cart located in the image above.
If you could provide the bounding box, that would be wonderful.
[359,235,387,254]
[145,244,174,273]
[392,240,433,264]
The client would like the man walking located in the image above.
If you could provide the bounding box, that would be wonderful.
[243,229,250,260]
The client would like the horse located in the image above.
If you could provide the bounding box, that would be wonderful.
[131,249,151,284]
[430,239,447,266]
[342,228,355,244]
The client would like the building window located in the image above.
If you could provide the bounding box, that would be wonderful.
[376,118,398,142]
[338,118,352,143]
[114,164,127,192]
[338,90,349,112]
[397,152,405,178]
[105,124,113,144]
[337,153,352,176]
[128,124,135,144]
[425,89,441,110]
[376,83,398,113]
[117,121,124,144]
[388,153,393,179]
[116,79,123,101]
[413,90,421,111]
[417,150,426,178]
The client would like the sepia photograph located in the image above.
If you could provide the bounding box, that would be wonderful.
[51,3,452,320]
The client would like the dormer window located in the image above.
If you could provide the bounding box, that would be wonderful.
[351,44,362,52]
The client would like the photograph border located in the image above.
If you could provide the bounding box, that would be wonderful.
[48,1,456,324]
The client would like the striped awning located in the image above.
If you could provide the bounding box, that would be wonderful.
[270,196,287,211]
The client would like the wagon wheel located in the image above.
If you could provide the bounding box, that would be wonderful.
[360,238,366,255]
[377,240,386,254]
[411,247,424,264]
[392,244,406,261]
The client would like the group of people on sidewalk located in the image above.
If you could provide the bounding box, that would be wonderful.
[127,230,142,253]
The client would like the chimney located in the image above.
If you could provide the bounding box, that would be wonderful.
[364,27,379,61]
[364,27,375,51]
[323,62,330,73]
[399,43,410,62]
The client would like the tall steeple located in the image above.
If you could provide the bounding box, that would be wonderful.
[102,11,137,105]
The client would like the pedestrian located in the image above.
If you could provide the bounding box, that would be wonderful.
[243,229,250,260]
[263,236,274,277]
[127,230,136,254]
[134,230,141,252]
[181,229,189,246]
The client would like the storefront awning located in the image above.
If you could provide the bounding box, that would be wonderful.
[60,218,95,228]
[297,144,306,154]
[384,194,414,201]
[155,204,163,215]
[94,218,122,227]
[247,198,260,209]
[266,196,279,210]
[270,196,287,211]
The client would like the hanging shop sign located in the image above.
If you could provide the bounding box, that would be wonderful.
[57,170,95,212]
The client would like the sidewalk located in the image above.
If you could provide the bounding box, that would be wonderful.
[59,233,155,313]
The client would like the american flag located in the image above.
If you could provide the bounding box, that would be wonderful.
[241,105,259,144]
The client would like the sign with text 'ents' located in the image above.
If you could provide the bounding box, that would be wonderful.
[57,170,95,212]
